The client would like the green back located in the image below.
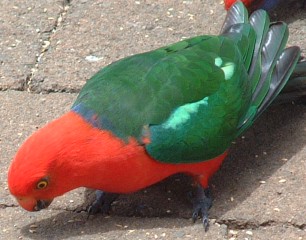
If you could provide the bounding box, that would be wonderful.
[72,2,300,163]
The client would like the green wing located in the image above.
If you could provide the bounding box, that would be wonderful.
[73,35,243,138]
[73,2,300,164]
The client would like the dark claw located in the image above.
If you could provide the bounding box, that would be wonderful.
[87,190,118,219]
[203,216,209,232]
[192,211,199,223]
[191,185,212,231]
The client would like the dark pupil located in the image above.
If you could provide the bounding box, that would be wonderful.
[38,182,46,188]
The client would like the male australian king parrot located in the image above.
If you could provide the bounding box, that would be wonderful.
[8,2,305,230]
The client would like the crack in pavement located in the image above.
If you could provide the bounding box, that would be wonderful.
[0,203,18,209]
[26,0,71,92]
[217,218,306,231]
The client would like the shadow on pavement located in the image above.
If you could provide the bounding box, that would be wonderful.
[270,1,306,23]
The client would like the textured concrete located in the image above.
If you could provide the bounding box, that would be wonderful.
[0,0,64,90]
[0,0,305,239]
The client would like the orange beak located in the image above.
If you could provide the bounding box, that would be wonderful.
[16,197,53,211]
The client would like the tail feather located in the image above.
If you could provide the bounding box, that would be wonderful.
[276,59,306,103]
[248,10,270,92]
[220,2,248,34]
[221,2,256,73]
[257,46,300,114]
[224,2,301,136]
[251,23,290,106]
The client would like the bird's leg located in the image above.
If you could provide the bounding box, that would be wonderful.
[191,182,212,231]
[87,190,119,217]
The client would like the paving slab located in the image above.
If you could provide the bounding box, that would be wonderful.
[25,0,306,93]
[0,0,65,90]
[1,91,305,239]
[1,1,305,93]
[29,0,226,92]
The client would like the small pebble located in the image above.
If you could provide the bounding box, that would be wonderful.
[85,55,103,62]
[279,179,286,183]
[174,231,185,238]
[220,224,228,236]
[229,230,238,235]
[246,230,253,236]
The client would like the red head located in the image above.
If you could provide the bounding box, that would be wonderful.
[7,111,131,211]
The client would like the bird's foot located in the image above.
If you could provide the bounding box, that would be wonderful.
[87,190,118,218]
[191,185,212,231]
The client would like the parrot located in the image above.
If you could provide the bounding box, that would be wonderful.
[7,2,306,231]
[224,0,306,11]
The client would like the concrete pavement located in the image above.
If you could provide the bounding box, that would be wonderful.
[1,1,305,239]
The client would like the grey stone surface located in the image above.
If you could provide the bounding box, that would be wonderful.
[0,0,64,90]
[29,0,226,92]
[1,0,306,239]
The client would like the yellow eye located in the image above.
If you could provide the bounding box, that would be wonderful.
[36,180,48,189]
